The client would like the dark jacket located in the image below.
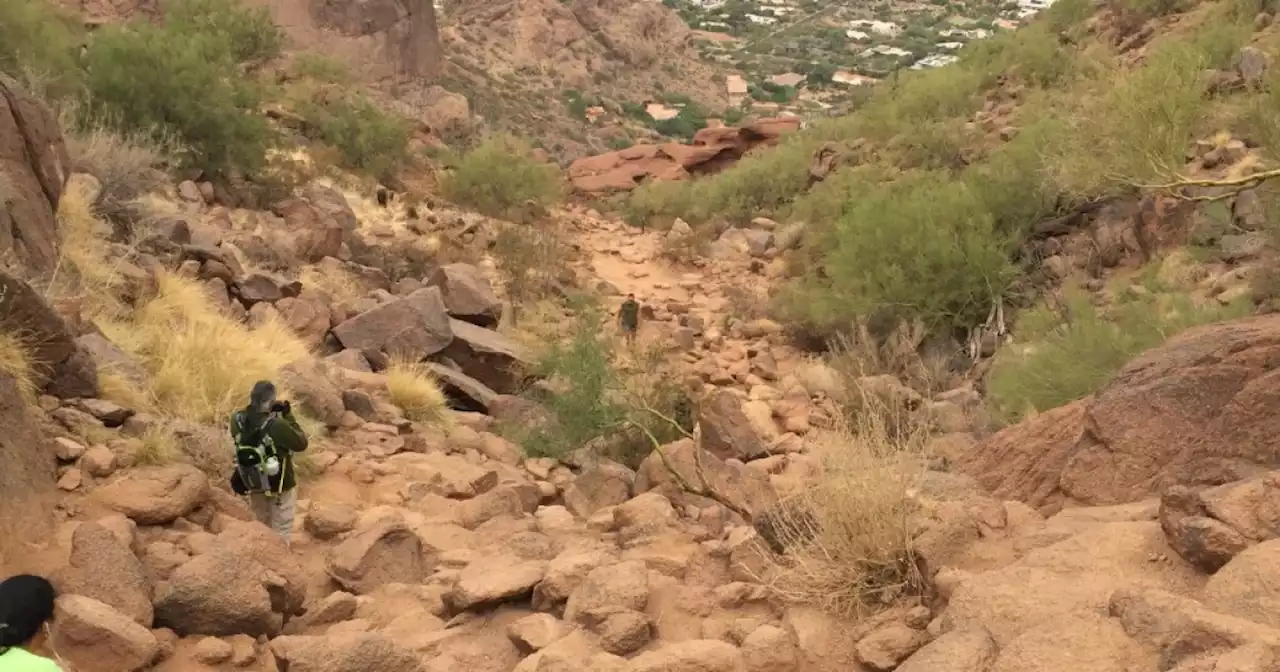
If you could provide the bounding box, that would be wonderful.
[228,406,309,494]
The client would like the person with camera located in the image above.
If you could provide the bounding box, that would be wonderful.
[229,380,309,546]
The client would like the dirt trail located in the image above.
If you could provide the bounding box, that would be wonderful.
[568,212,730,333]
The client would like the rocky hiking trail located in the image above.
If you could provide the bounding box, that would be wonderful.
[9,96,1280,670]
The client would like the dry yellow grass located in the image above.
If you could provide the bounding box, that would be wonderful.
[763,407,929,618]
[125,425,180,466]
[97,369,153,411]
[299,263,366,305]
[100,271,313,423]
[50,175,124,312]
[385,356,449,423]
[0,331,38,403]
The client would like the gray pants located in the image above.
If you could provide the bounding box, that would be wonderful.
[249,488,297,545]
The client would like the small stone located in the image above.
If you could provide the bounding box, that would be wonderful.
[58,468,83,491]
[193,637,233,664]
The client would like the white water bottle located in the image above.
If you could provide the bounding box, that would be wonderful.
[264,456,281,477]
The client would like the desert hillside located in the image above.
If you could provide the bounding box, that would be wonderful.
[4,0,1280,670]
[49,0,733,162]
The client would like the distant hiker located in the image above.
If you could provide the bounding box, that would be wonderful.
[618,293,640,347]
[0,574,62,671]
[229,381,309,546]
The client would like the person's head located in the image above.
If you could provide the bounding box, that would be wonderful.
[627,293,635,301]
[250,380,277,413]
[0,574,56,652]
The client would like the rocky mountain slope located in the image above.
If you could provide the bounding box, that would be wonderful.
[9,0,1280,670]
[6,49,1280,672]
[53,0,731,162]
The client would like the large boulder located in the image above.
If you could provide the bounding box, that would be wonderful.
[53,522,153,626]
[271,189,353,262]
[957,400,1089,515]
[270,633,424,672]
[427,361,499,412]
[961,314,1280,511]
[634,438,777,519]
[92,464,209,525]
[0,269,82,389]
[331,287,454,358]
[50,595,158,672]
[448,555,548,612]
[567,118,801,194]
[427,263,502,328]
[698,389,772,462]
[0,371,59,568]
[0,73,69,273]
[279,357,346,428]
[153,521,307,637]
[439,318,531,395]
[326,518,428,594]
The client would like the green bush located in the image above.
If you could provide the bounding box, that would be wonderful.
[299,94,409,180]
[1044,41,1210,199]
[83,0,283,176]
[507,308,691,466]
[439,134,564,218]
[652,104,708,141]
[0,0,83,96]
[163,0,283,66]
[781,171,1018,335]
[986,286,1251,424]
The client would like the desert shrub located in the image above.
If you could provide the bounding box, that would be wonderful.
[652,104,709,141]
[1189,3,1256,70]
[826,319,959,400]
[98,271,313,423]
[65,122,175,224]
[385,357,449,423]
[856,65,984,143]
[508,308,691,466]
[1046,41,1210,198]
[1043,0,1095,33]
[82,0,282,176]
[783,171,1018,336]
[1109,0,1194,33]
[0,0,82,96]
[960,23,1080,89]
[492,222,572,322]
[292,54,351,84]
[763,415,927,617]
[1230,48,1280,157]
[298,93,410,181]
[963,116,1067,237]
[440,134,565,218]
[164,0,283,66]
[986,284,1251,424]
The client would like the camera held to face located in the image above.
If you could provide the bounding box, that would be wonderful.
[270,400,291,415]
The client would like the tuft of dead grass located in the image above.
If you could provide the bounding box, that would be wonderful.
[65,122,174,224]
[299,264,367,306]
[101,271,313,423]
[0,331,38,403]
[385,357,450,424]
[761,406,929,618]
[125,425,180,466]
[826,318,959,400]
[97,369,153,411]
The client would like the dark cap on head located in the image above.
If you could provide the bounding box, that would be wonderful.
[250,380,277,412]
[0,574,56,648]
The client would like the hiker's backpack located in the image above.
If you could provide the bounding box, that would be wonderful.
[232,411,282,497]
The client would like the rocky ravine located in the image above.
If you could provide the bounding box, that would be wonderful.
[5,78,1280,672]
